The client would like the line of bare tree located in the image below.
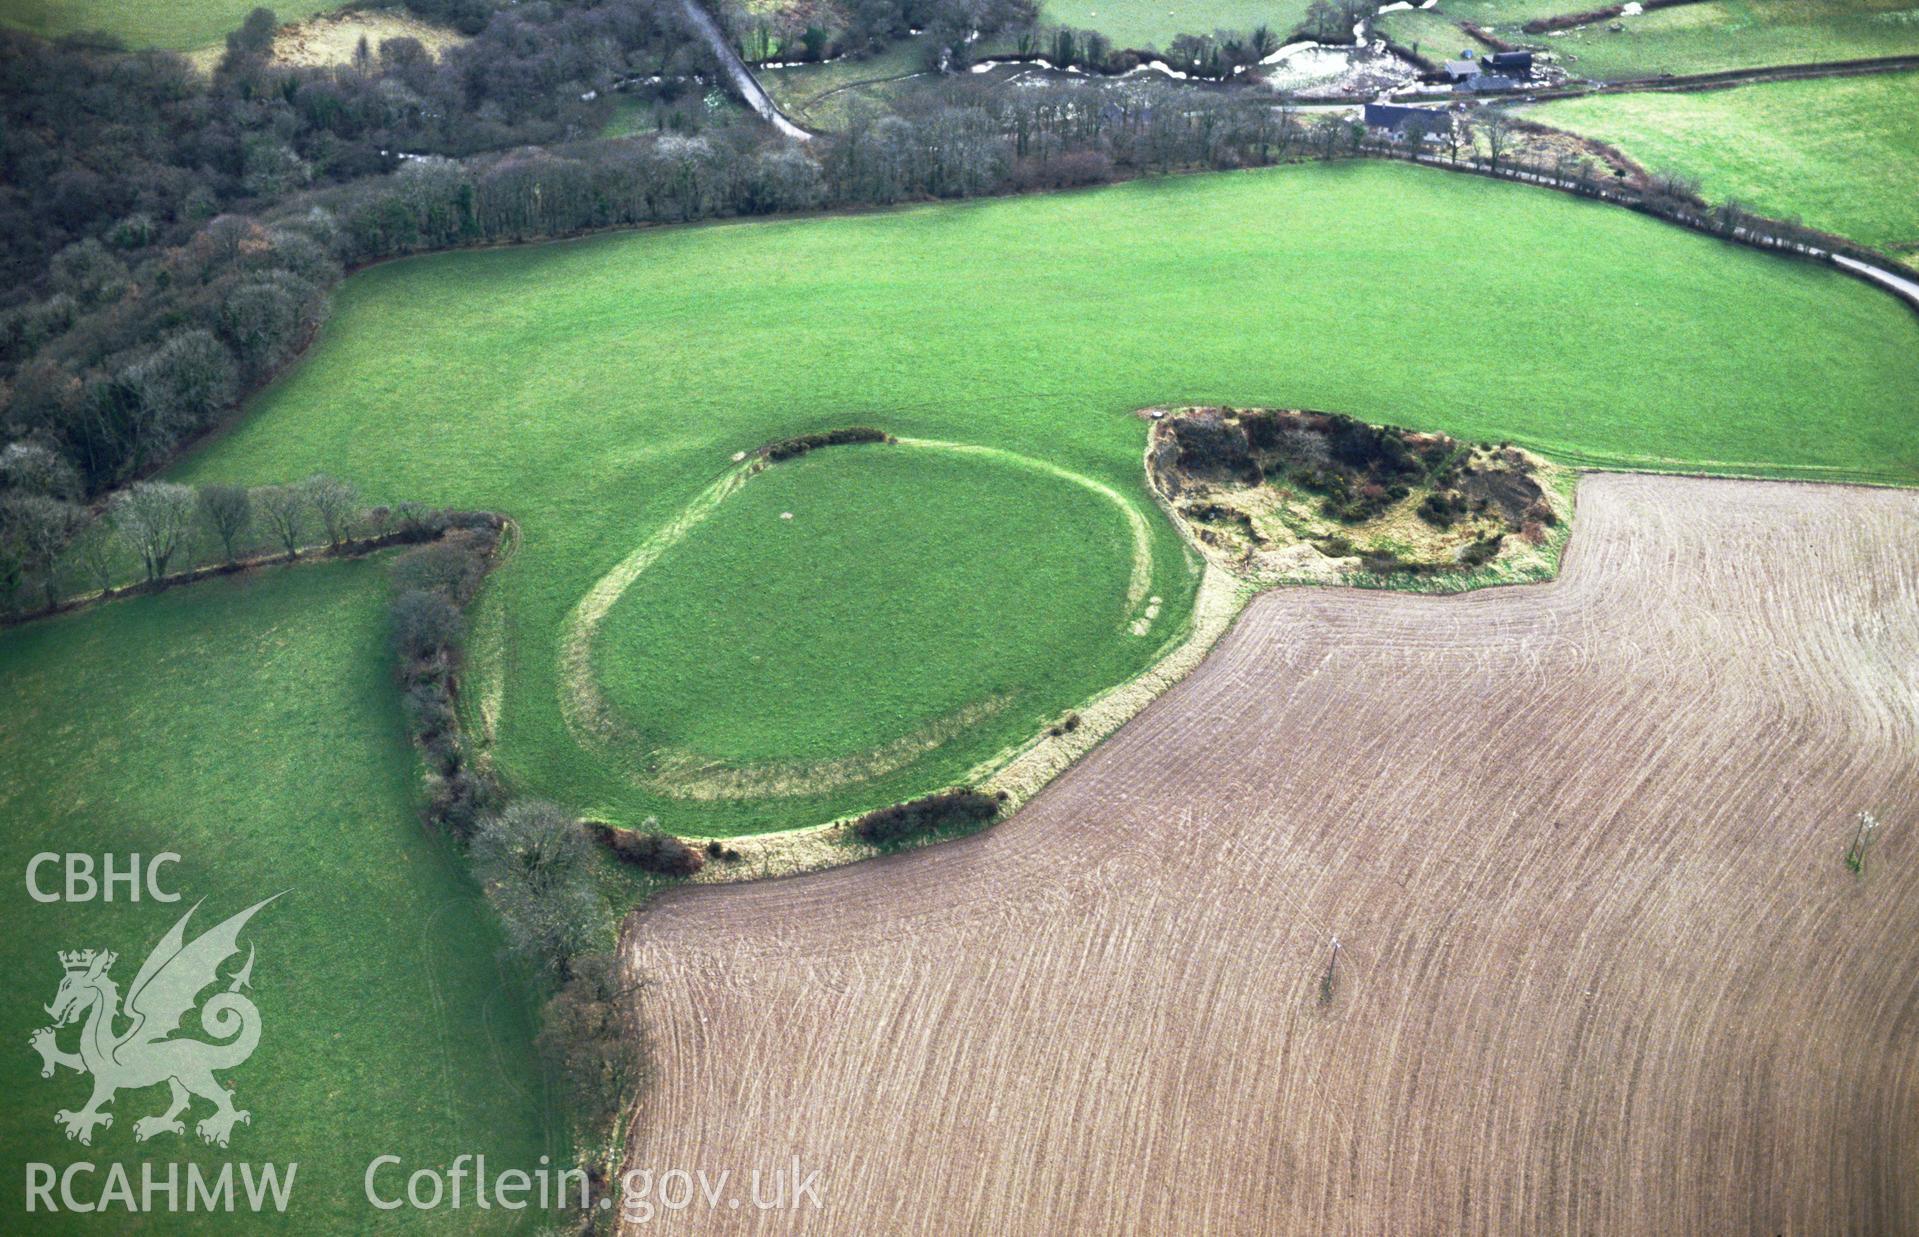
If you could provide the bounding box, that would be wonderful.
[0,467,493,619]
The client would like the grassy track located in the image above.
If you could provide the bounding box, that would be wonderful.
[0,0,339,51]
[171,160,1919,835]
[1531,72,1919,260]
[0,558,555,1228]
[1422,0,1919,77]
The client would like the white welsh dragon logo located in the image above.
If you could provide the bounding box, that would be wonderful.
[29,895,278,1148]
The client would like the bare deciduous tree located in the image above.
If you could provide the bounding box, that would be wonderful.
[2,493,85,607]
[470,799,609,980]
[537,951,643,1131]
[1445,115,1469,166]
[1646,168,1702,208]
[390,588,465,662]
[71,523,119,595]
[256,484,309,559]
[1304,0,1342,40]
[197,484,252,564]
[1481,108,1514,173]
[115,331,238,473]
[109,481,196,582]
[1711,197,1750,238]
[302,474,357,548]
[0,442,81,498]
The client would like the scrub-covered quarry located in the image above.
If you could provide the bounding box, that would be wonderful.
[172,160,1919,837]
[1151,407,1573,588]
[0,558,553,1229]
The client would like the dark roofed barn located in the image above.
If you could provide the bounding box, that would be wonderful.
[1363,103,1451,140]
[1483,50,1534,73]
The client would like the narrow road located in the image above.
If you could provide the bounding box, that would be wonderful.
[1833,254,1919,311]
[671,0,812,140]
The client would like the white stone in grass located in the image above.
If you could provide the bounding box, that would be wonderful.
[780,512,795,520]
[731,450,747,461]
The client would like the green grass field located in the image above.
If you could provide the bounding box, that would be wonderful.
[1038,0,1314,52]
[1375,5,1476,61]
[1411,0,1919,78]
[590,443,1142,786]
[0,558,556,1229]
[1547,0,1919,78]
[1531,71,1919,259]
[169,160,1919,836]
[602,96,658,139]
[601,91,751,140]
[761,36,937,129]
[0,0,339,50]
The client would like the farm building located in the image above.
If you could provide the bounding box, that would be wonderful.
[1364,102,1452,139]
[1483,49,1534,73]
[1440,46,1531,91]
[1460,73,1525,92]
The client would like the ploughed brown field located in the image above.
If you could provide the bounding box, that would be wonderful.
[621,474,1919,1233]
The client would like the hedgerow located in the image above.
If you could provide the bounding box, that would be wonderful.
[588,821,707,877]
[852,788,1005,844]
[763,427,891,461]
